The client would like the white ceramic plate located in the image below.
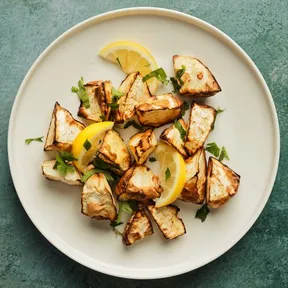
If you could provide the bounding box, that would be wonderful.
[8,8,280,279]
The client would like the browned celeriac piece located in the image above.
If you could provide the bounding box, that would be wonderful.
[147,205,186,240]
[122,204,154,246]
[78,80,112,122]
[42,160,82,186]
[128,129,158,164]
[206,157,240,208]
[97,129,131,175]
[173,55,221,96]
[160,118,188,158]
[81,173,117,221]
[184,102,216,156]
[179,148,207,204]
[114,72,151,123]
[135,93,183,127]
[44,102,85,151]
[115,165,163,201]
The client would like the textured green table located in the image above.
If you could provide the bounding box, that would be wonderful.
[1,1,287,287]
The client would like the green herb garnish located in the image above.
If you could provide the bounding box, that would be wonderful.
[123,120,145,131]
[212,107,225,130]
[99,114,106,121]
[25,136,43,145]
[218,146,230,161]
[142,68,169,85]
[174,120,186,141]
[110,201,136,228]
[53,151,77,176]
[112,87,124,99]
[176,65,186,79]
[92,156,118,170]
[180,101,190,116]
[170,77,181,93]
[149,157,157,162]
[165,168,171,181]
[83,139,91,151]
[116,57,122,68]
[108,102,119,110]
[195,203,210,222]
[71,77,90,108]
[81,168,115,183]
[205,142,221,158]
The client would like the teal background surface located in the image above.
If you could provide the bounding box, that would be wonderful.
[1,1,287,287]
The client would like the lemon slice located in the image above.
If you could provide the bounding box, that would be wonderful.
[71,122,114,172]
[98,40,158,94]
[154,142,186,207]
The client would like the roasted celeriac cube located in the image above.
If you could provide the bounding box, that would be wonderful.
[42,160,82,186]
[160,118,188,158]
[173,55,221,96]
[123,204,154,246]
[97,129,131,175]
[184,102,216,155]
[135,93,183,127]
[115,165,163,201]
[147,205,186,240]
[206,157,240,208]
[44,102,85,151]
[115,72,151,123]
[179,148,207,204]
[78,80,112,122]
[81,173,117,221]
[128,129,158,164]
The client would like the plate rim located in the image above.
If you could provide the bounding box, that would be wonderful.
[8,7,280,279]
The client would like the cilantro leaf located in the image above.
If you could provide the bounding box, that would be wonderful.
[116,57,122,68]
[205,142,221,158]
[180,101,190,116]
[99,114,106,121]
[53,152,76,176]
[212,107,225,130]
[92,156,118,170]
[149,157,157,162]
[123,120,145,131]
[112,87,124,98]
[83,139,91,151]
[25,136,43,145]
[170,77,182,93]
[142,68,169,85]
[108,102,119,110]
[174,120,186,141]
[218,146,230,161]
[165,168,171,181]
[110,221,123,228]
[71,77,90,108]
[176,65,186,79]
[195,203,210,222]
[110,201,136,228]
[81,168,115,183]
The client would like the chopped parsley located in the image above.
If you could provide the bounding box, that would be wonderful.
[83,139,91,151]
[53,151,77,176]
[71,77,90,108]
[170,77,181,93]
[165,167,171,181]
[174,120,186,141]
[116,57,122,68]
[218,146,230,161]
[80,168,115,183]
[212,107,225,130]
[92,156,118,170]
[123,120,145,131]
[108,102,119,110]
[110,201,136,228]
[99,114,106,121]
[25,136,43,145]
[108,87,124,110]
[176,65,186,79]
[142,68,169,85]
[195,203,210,222]
[205,142,221,158]
[180,101,190,116]
[149,157,157,162]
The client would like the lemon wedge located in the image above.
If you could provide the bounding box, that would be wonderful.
[71,122,114,172]
[154,142,186,207]
[98,40,158,93]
